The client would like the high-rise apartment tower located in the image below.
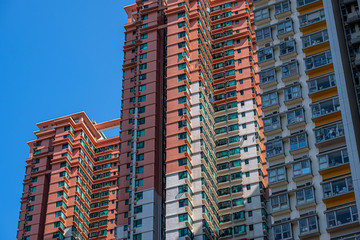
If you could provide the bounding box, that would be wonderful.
[253,0,360,239]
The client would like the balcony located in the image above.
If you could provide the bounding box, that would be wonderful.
[261,91,279,112]
[346,11,360,24]
[315,122,345,148]
[253,0,269,7]
[305,51,333,74]
[279,40,297,61]
[259,68,277,89]
[258,47,275,67]
[298,216,320,239]
[295,187,316,209]
[254,8,271,26]
[268,166,287,188]
[275,1,291,19]
[308,74,336,95]
[256,27,273,45]
[271,194,290,216]
[284,85,302,106]
[264,115,282,135]
[319,148,349,172]
[326,206,359,232]
[266,139,285,161]
[293,159,312,181]
[299,9,326,29]
[311,97,340,120]
[289,133,309,155]
[277,20,294,38]
[323,176,354,200]
[281,61,300,82]
[286,108,306,130]
[302,30,329,55]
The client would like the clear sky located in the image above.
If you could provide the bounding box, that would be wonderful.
[0,0,133,238]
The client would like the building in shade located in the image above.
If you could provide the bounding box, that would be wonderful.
[253,0,360,239]
[17,112,121,240]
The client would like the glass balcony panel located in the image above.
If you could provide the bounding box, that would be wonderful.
[282,62,298,78]
[308,74,336,94]
[287,109,304,125]
[315,122,344,143]
[297,0,320,7]
[266,140,284,158]
[260,68,276,85]
[323,177,354,198]
[280,40,296,56]
[311,97,340,118]
[300,9,325,27]
[264,116,281,132]
[303,30,329,48]
[262,92,278,108]
[306,51,332,70]
[293,160,311,177]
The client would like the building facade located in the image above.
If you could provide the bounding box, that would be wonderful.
[17,112,121,240]
[116,0,268,240]
[254,0,360,239]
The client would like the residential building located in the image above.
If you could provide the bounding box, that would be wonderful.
[253,0,360,239]
[17,112,121,240]
[117,0,267,240]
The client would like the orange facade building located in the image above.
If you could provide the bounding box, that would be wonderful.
[17,112,120,240]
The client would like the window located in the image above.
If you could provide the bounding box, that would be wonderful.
[141,14,148,20]
[258,47,274,62]
[140,33,148,39]
[297,0,319,7]
[140,43,147,50]
[29,186,36,192]
[135,179,143,187]
[319,149,349,170]
[178,31,186,38]
[133,234,142,240]
[256,27,271,42]
[136,166,144,174]
[299,216,318,235]
[290,133,307,151]
[315,122,344,143]
[269,167,286,184]
[273,223,292,240]
[296,187,315,205]
[287,108,304,125]
[261,92,278,108]
[327,206,358,228]
[178,227,192,237]
[134,206,143,214]
[138,96,146,102]
[139,53,147,60]
[266,140,284,158]
[308,74,335,94]
[305,51,332,70]
[293,160,311,177]
[178,21,186,28]
[302,29,328,48]
[134,219,142,228]
[284,85,301,101]
[178,63,187,70]
[254,8,269,21]
[279,40,295,56]
[299,9,325,27]
[264,115,281,132]
[277,20,293,35]
[282,62,298,78]
[139,63,147,70]
[36,140,42,146]
[271,194,289,212]
[259,68,275,85]
[323,177,354,198]
[275,1,290,15]
[311,97,340,118]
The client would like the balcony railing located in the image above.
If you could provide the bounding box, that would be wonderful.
[264,116,281,133]
[303,29,329,49]
[305,51,332,71]
[311,97,340,118]
[266,140,284,158]
[327,206,358,229]
[300,9,325,27]
[319,149,349,170]
[323,176,354,199]
[308,74,336,94]
[315,122,344,144]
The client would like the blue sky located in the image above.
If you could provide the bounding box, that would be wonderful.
[0,0,133,238]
